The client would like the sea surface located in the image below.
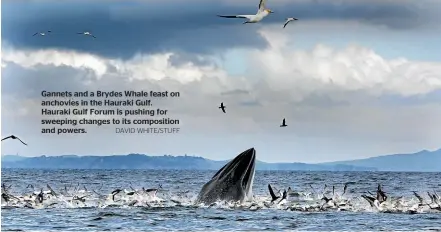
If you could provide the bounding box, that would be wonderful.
[1,169,441,231]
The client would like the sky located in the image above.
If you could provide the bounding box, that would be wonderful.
[1,0,441,163]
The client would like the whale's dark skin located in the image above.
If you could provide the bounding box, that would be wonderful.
[195,148,256,205]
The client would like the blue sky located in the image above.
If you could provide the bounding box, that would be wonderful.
[1,0,441,163]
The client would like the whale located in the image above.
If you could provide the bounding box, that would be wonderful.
[195,147,256,205]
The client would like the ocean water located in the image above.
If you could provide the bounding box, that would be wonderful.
[1,169,441,231]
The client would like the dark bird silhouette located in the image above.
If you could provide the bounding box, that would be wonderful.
[144,184,163,194]
[2,193,10,203]
[413,191,425,206]
[268,184,280,203]
[361,194,379,208]
[376,184,387,203]
[278,189,287,204]
[280,118,287,127]
[36,189,44,203]
[111,189,123,201]
[1,135,27,145]
[343,183,348,195]
[219,102,226,113]
[321,195,333,204]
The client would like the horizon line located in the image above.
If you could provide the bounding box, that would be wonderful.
[2,147,440,164]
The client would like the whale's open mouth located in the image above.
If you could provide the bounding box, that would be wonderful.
[195,148,257,204]
[241,150,256,195]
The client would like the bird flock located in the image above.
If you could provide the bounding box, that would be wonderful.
[33,30,96,38]
[2,181,441,214]
[30,0,296,128]
[1,183,164,209]
[217,0,298,127]
[219,102,288,127]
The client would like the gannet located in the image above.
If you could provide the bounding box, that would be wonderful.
[77,31,96,38]
[277,190,288,205]
[217,0,274,24]
[268,184,280,203]
[283,17,298,28]
[33,31,51,36]
[219,102,226,113]
[343,183,348,195]
[361,194,382,210]
[1,135,28,145]
[280,118,287,127]
[320,195,336,209]
[376,184,387,203]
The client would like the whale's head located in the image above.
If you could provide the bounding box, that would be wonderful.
[195,148,256,205]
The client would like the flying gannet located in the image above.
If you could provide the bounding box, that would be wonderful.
[77,31,96,38]
[280,118,287,127]
[217,0,274,24]
[219,102,226,113]
[1,135,27,145]
[33,31,52,36]
[283,17,298,28]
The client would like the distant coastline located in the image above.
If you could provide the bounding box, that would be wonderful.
[2,148,440,172]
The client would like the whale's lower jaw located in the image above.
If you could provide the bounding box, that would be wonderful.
[195,148,256,205]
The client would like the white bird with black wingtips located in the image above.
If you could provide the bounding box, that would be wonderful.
[283,17,298,28]
[217,0,274,24]
[77,31,96,38]
[33,31,51,36]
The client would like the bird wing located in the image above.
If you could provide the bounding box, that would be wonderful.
[413,191,424,204]
[268,184,279,201]
[17,137,28,145]
[217,15,250,19]
[361,195,376,207]
[47,184,57,197]
[258,0,267,12]
[427,192,435,203]
[33,33,38,36]
[92,35,96,38]
[1,136,12,141]
[283,19,290,28]
[309,184,317,195]
[433,190,440,201]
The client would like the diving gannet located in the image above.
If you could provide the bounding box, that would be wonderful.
[217,0,274,24]
[361,194,381,210]
[268,184,281,203]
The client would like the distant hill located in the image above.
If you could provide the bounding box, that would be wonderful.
[321,148,441,172]
[1,154,375,171]
[2,148,439,171]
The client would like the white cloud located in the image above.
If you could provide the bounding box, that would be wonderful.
[1,28,441,162]
[248,28,441,97]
